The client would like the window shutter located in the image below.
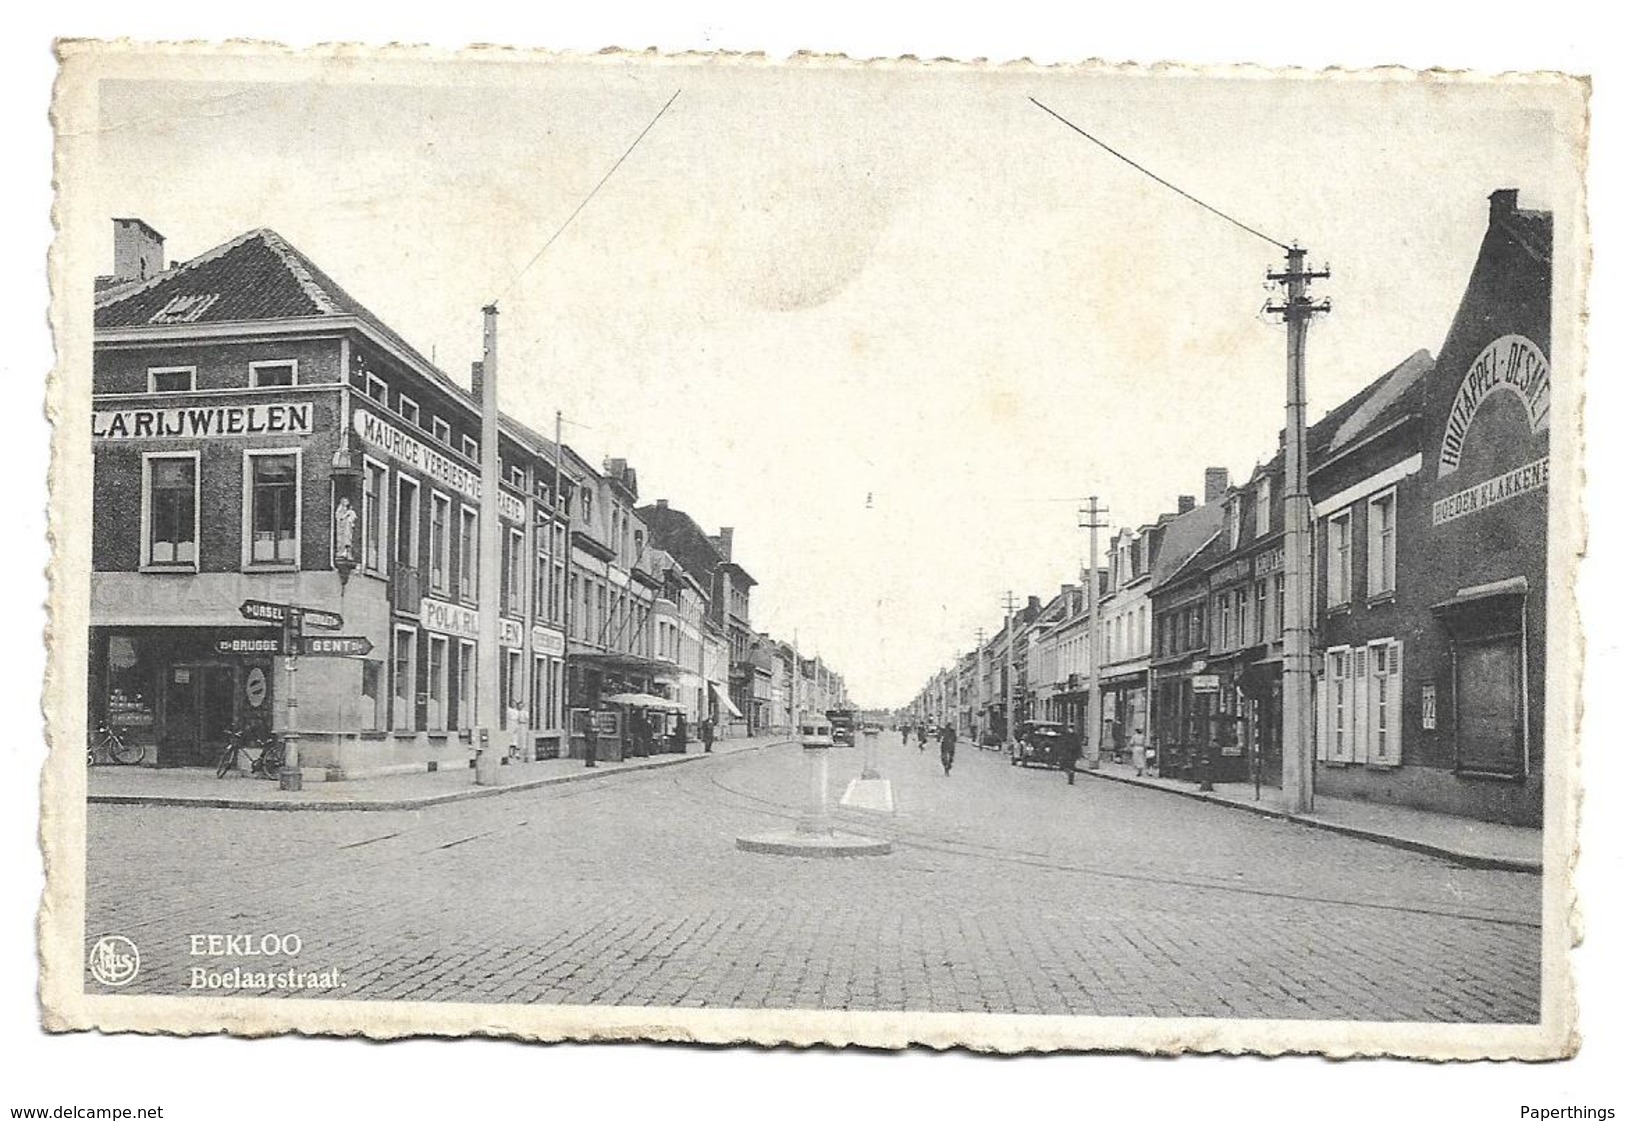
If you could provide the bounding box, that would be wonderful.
[1377,641,1403,766]
[1352,647,1369,764]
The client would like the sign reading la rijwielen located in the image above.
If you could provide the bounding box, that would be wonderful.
[92,403,313,440]
[353,410,525,523]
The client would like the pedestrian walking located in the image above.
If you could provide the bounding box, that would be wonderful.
[916,723,926,752]
[583,714,598,769]
[938,723,957,776]
[701,716,715,754]
[901,724,911,746]
[1060,726,1082,786]
[675,713,689,754]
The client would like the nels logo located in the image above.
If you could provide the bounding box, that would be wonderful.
[87,934,140,987]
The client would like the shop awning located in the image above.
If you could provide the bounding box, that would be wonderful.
[709,683,744,719]
[1431,576,1530,614]
[603,692,684,712]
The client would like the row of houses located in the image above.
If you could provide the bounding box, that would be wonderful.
[88,218,847,776]
[909,189,1552,827]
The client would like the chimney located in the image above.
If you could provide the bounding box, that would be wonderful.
[656,498,668,510]
[112,218,165,282]
[1204,467,1230,504]
[471,360,484,399]
[717,527,734,560]
[1027,595,1041,614]
[1489,188,1519,222]
[1178,495,1196,514]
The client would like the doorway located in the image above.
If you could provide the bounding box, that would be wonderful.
[160,662,241,767]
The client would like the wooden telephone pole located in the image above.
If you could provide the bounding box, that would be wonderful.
[1079,496,1109,769]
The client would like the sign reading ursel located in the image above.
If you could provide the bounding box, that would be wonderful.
[93,403,314,440]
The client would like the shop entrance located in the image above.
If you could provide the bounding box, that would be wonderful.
[1457,637,1523,777]
[160,662,240,767]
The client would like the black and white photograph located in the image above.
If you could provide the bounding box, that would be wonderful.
[16,14,1618,1112]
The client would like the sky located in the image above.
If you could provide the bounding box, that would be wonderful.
[86,54,1583,707]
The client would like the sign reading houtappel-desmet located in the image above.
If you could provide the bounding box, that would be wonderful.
[92,402,314,440]
[1438,333,1551,478]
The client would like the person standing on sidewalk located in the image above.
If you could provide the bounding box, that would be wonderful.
[583,715,598,769]
[1060,726,1082,786]
[675,713,688,754]
[901,724,911,747]
[938,722,957,776]
[701,716,715,753]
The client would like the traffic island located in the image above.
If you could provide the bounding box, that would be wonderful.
[737,720,891,857]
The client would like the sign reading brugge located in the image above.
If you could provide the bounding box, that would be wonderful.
[216,636,283,656]
[1438,334,1550,477]
[93,403,314,441]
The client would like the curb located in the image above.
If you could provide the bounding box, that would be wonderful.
[1078,767,1541,875]
[89,738,793,813]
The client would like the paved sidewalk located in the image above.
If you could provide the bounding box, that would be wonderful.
[86,736,791,812]
[1079,760,1541,873]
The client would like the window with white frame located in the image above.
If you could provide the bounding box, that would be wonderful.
[1367,489,1397,598]
[249,360,297,388]
[395,476,419,574]
[508,465,526,491]
[431,417,451,445]
[429,493,451,593]
[244,450,299,566]
[1326,511,1352,606]
[426,634,448,731]
[147,366,196,393]
[392,626,417,729]
[505,526,525,615]
[1367,639,1403,765]
[458,506,478,602]
[457,640,476,731]
[366,373,388,403]
[1256,478,1271,536]
[1325,647,1353,762]
[503,649,523,729]
[397,394,419,427]
[1228,500,1242,550]
[362,459,387,574]
[142,452,198,568]
[461,435,479,462]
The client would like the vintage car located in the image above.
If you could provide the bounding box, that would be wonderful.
[827,709,857,747]
[1011,721,1073,769]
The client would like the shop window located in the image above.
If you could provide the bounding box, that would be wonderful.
[362,459,388,574]
[458,506,478,603]
[392,627,417,730]
[142,452,198,569]
[426,635,448,731]
[244,450,299,567]
[147,367,195,393]
[503,649,522,729]
[249,360,298,388]
[429,493,451,593]
[1326,510,1352,606]
[1367,489,1397,598]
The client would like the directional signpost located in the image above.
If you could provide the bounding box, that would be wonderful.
[236,599,350,793]
[239,599,342,631]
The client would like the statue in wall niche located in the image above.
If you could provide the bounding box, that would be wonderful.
[334,496,358,562]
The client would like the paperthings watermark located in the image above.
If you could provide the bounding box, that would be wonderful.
[85,936,139,988]
[186,933,344,993]
[1520,1110,1617,1120]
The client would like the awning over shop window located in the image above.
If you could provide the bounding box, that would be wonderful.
[709,682,744,719]
[1432,576,1529,638]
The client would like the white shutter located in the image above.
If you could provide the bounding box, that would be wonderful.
[1352,647,1369,764]
[1314,669,1327,762]
[1372,641,1403,766]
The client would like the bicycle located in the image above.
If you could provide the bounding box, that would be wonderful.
[215,725,285,779]
[87,721,145,766]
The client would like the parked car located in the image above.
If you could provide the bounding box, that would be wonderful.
[1011,721,1071,769]
[827,709,857,748]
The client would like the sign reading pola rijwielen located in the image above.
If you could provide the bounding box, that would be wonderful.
[44,46,1588,1066]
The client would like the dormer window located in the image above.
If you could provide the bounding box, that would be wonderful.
[1256,477,1272,536]
[1228,500,1242,550]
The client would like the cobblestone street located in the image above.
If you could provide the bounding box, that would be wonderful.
[85,733,1541,1020]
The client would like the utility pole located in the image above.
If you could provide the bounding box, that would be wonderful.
[1080,496,1109,770]
[1001,591,1017,747]
[475,305,504,785]
[974,626,986,744]
[1268,247,1330,814]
